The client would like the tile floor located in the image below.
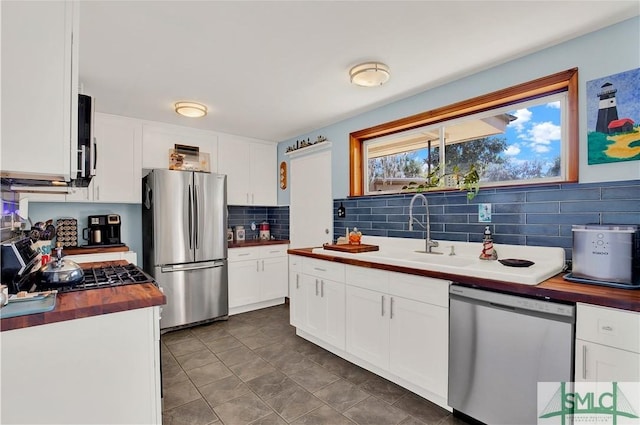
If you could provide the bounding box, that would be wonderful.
[161,303,468,425]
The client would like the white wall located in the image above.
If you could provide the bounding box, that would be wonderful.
[277,16,640,205]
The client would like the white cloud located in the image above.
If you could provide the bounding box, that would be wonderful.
[509,108,532,132]
[546,101,561,109]
[504,145,521,156]
[522,121,560,153]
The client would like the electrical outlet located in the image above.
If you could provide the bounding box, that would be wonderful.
[479,203,492,222]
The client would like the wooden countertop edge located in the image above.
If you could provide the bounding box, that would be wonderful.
[1,283,166,332]
[229,239,290,249]
[288,248,640,312]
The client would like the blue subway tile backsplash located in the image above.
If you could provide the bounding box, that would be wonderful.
[333,180,640,259]
[228,205,289,241]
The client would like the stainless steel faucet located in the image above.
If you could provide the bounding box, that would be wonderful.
[408,193,439,253]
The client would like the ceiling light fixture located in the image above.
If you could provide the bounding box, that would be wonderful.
[174,101,207,118]
[349,62,390,87]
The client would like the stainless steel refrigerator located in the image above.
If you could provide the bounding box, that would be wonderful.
[142,169,228,330]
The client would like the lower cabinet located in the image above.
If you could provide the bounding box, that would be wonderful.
[289,255,450,409]
[228,244,288,315]
[575,303,640,382]
[1,307,161,424]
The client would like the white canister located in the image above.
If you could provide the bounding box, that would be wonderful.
[234,226,245,242]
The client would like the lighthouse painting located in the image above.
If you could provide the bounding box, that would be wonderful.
[587,68,640,165]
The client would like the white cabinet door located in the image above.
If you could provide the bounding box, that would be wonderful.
[218,135,276,206]
[261,256,288,300]
[322,278,346,350]
[92,114,143,203]
[1,1,77,181]
[250,142,277,206]
[289,266,305,328]
[228,259,260,309]
[142,123,217,172]
[345,285,389,369]
[575,340,640,382]
[389,296,448,398]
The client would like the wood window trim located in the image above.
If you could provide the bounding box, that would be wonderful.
[349,68,579,197]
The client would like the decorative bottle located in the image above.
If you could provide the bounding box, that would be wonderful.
[479,225,498,260]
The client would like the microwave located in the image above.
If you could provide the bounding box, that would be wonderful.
[77,94,95,182]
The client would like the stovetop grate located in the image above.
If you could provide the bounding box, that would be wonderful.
[37,264,156,293]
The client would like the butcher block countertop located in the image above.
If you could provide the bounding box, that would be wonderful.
[229,239,289,249]
[1,260,166,332]
[288,248,640,312]
[62,245,131,255]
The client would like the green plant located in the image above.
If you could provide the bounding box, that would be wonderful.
[401,164,481,200]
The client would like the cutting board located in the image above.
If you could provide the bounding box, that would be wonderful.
[323,243,379,253]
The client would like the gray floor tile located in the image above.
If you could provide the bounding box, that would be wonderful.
[313,379,370,412]
[359,375,408,404]
[248,412,288,425]
[267,350,317,374]
[266,384,324,422]
[186,360,233,388]
[436,414,471,425]
[393,393,450,425]
[344,397,410,425]
[176,348,219,371]
[216,345,261,367]
[205,335,244,354]
[287,362,341,392]
[247,370,298,399]
[213,392,274,425]
[192,324,233,345]
[238,332,282,350]
[163,361,190,389]
[167,338,209,357]
[163,379,202,411]
[226,322,261,339]
[199,374,251,407]
[399,416,428,425]
[290,404,355,425]
[254,341,293,363]
[229,356,277,382]
[163,398,219,425]
[163,329,195,346]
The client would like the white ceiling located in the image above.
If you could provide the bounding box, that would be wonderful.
[79,1,639,143]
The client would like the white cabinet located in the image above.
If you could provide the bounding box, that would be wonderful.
[142,123,217,172]
[345,265,449,401]
[1,307,161,424]
[1,1,78,181]
[228,245,288,314]
[218,134,277,206]
[90,114,143,203]
[289,255,304,328]
[575,303,640,382]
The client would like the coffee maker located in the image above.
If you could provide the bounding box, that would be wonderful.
[83,214,122,246]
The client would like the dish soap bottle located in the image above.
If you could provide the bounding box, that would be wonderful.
[349,227,362,245]
[479,225,498,260]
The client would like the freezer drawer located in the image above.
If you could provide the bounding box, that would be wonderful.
[157,261,228,330]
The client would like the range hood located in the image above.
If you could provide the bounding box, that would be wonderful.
[1,171,91,194]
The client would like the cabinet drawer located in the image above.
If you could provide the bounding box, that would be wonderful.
[577,303,640,353]
[228,247,259,262]
[388,273,450,308]
[259,245,288,258]
[303,258,345,282]
[289,255,303,272]
[346,265,389,293]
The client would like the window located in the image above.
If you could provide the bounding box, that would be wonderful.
[350,69,578,196]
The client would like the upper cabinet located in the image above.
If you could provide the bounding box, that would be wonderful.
[218,134,277,206]
[92,114,143,203]
[142,123,217,172]
[1,1,78,181]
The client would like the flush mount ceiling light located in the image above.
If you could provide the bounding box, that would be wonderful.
[174,101,207,118]
[349,62,390,87]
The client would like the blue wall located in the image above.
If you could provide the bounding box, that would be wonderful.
[277,16,640,204]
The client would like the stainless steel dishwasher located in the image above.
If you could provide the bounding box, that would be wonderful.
[448,285,575,425]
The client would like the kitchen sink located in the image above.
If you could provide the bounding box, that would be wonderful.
[405,252,473,267]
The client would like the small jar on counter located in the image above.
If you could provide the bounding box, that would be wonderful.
[234,226,245,242]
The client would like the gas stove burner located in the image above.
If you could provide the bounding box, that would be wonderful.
[35,264,156,293]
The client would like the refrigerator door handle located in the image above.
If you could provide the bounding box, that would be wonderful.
[194,183,199,250]
[161,261,226,273]
[187,184,193,249]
